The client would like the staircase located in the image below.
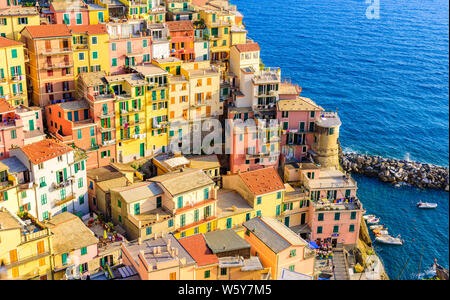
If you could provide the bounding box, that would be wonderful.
[332,244,350,280]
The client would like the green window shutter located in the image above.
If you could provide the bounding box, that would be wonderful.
[81,161,85,170]
[63,168,67,180]
[3,191,8,201]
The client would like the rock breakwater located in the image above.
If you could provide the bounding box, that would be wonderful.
[340,152,449,192]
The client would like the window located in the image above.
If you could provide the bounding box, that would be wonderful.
[146,227,152,235]
[204,188,209,200]
[76,13,82,25]
[276,205,281,216]
[79,53,84,60]
[256,197,262,205]
[63,13,70,25]
[226,217,232,229]
[180,214,186,227]
[289,265,295,271]
[41,194,47,205]
[117,199,121,208]
[156,196,162,208]
[92,37,97,44]
[168,219,173,227]
[118,215,122,223]
[79,195,84,205]
[290,250,296,257]
[318,213,324,221]
[78,178,83,188]
[351,211,357,220]
[134,203,140,215]
[329,128,335,135]
[310,111,315,118]
[246,213,251,221]
[220,268,227,276]
[277,191,282,199]
[177,196,183,209]
[43,211,49,220]
[317,226,322,234]
[10,129,16,139]
[39,177,46,188]
[77,129,82,139]
[333,225,339,233]
[111,43,116,51]
[92,51,98,59]
[256,210,261,217]
[349,224,355,232]
[62,253,68,266]
[81,247,87,255]
[204,270,210,279]
[334,212,340,221]
[11,49,17,58]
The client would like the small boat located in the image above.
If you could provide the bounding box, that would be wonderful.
[367,217,380,224]
[363,214,376,220]
[417,201,437,209]
[370,224,385,230]
[373,229,389,236]
[375,235,403,245]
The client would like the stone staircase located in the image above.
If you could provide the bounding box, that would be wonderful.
[332,245,350,280]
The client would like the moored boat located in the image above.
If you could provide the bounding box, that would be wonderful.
[370,224,385,230]
[417,201,437,209]
[363,214,376,220]
[375,235,403,245]
[373,229,389,236]
[367,217,380,224]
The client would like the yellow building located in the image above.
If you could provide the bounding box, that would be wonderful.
[222,168,285,221]
[311,111,341,169]
[0,37,28,106]
[119,0,151,20]
[70,24,110,79]
[132,64,170,155]
[0,208,53,280]
[0,160,20,214]
[0,6,40,41]
[87,3,109,24]
[110,168,218,240]
[104,73,148,163]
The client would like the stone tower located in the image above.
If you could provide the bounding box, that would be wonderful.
[311,110,341,169]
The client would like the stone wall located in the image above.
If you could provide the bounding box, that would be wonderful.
[339,152,449,191]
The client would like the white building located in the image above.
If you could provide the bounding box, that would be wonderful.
[9,139,89,221]
[194,40,210,61]
[149,23,170,59]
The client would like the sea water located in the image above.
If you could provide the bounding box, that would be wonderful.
[232,0,449,279]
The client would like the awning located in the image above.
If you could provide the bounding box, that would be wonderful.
[308,241,319,249]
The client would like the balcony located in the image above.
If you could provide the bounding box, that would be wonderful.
[98,112,115,119]
[54,194,76,207]
[100,126,115,133]
[0,180,14,191]
[52,179,72,190]
[313,197,363,212]
[0,120,20,130]
[41,47,72,55]
[72,43,89,50]
[6,251,50,269]
[11,75,25,82]
[42,61,73,70]
[102,139,116,147]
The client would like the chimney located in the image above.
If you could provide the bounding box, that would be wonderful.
[153,247,157,254]
[137,237,142,245]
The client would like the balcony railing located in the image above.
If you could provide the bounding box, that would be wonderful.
[52,179,72,190]
[55,194,76,206]
[102,139,116,147]
[41,47,72,55]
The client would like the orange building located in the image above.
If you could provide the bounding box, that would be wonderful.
[20,24,75,107]
[167,21,195,62]
[242,216,315,280]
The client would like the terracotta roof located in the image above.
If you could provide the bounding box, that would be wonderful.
[166,20,195,32]
[0,98,15,114]
[178,234,219,267]
[18,139,73,165]
[238,168,285,196]
[23,24,71,39]
[68,24,108,35]
[0,37,23,48]
[234,42,260,53]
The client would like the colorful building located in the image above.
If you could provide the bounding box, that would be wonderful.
[20,24,75,107]
[121,233,197,280]
[242,216,316,280]
[222,167,285,220]
[77,71,118,168]
[107,21,152,75]
[0,207,53,280]
[49,0,90,26]
[9,139,89,221]
[0,99,45,159]
[45,212,99,280]
[310,110,341,169]
[69,24,110,79]
[167,20,195,62]
[0,6,40,41]
[277,96,324,164]
[0,37,28,106]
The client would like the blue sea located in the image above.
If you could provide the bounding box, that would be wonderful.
[232,0,449,279]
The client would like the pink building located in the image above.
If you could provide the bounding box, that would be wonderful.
[0,98,45,159]
[303,168,364,247]
[229,118,279,174]
[108,22,152,75]
[277,95,324,164]
[49,0,90,26]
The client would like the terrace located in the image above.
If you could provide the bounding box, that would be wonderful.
[312,197,363,212]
